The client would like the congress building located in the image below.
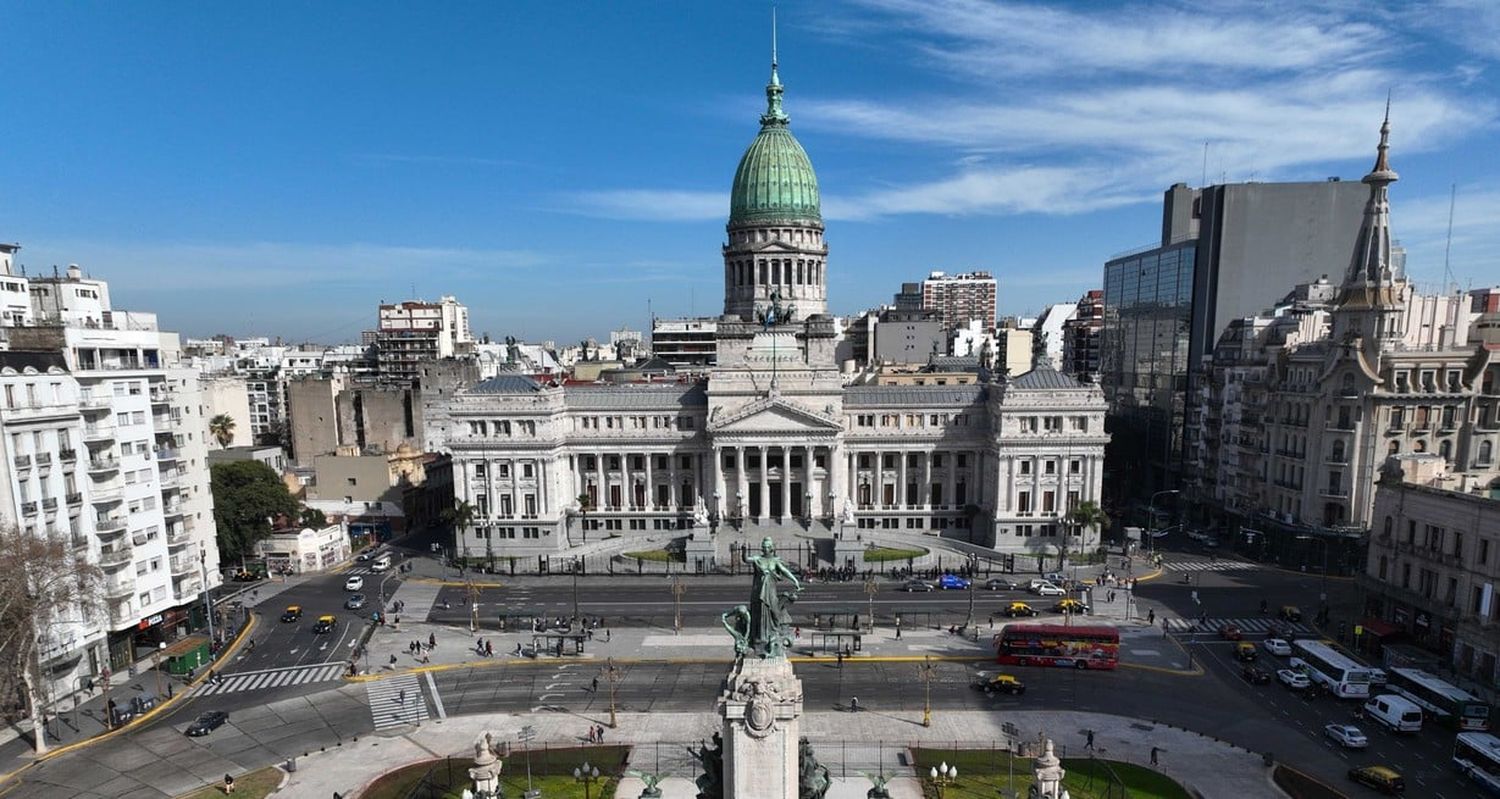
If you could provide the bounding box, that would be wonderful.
[429,56,1109,569]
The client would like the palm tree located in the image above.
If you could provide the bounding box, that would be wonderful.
[208,414,236,449]
[1066,501,1111,567]
[442,499,478,567]
[575,493,593,543]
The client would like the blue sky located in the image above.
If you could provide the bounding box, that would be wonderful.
[2,1,1498,344]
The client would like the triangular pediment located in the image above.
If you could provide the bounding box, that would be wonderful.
[709,396,842,433]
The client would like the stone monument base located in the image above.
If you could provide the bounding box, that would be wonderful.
[721,656,803,799]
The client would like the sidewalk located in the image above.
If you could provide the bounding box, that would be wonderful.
[352,578,1195,679]
[273,708,1281,799]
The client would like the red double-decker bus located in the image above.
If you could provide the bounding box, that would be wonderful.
[994,624,1120,670]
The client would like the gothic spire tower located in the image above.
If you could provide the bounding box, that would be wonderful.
[1334,105,1407,353]
[722,19,828,321]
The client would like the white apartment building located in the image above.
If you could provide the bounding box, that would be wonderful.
[376,296,471,385]
[1,261,221,697]
[922,271,996,331]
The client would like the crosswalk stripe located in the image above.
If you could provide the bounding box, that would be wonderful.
[1162,560,1261,572]
[1164,617,1314,635]
[366,674,428,731]
[195,662,345,696]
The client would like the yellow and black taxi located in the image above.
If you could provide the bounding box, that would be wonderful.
[1347,765,1404,795]
[1279,605,1303,622]
[1001,601,1039,618]
[1052,598,1087,615]
[280,605,303,623]
[972,672,1026,695]
[1234,641,1258,661]
[312,614,337,634]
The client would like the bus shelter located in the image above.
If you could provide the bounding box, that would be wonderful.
[808,631,863,655]
[532,631,588,657]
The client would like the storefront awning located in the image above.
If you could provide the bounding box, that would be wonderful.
[1357,617,1401,638]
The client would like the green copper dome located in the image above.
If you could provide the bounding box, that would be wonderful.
[728,64,821,227]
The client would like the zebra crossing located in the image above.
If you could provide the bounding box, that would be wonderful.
[1164,617,1314,635]
[1162,560,1261,573]
[195,662,346,696]
[366,673,429,732]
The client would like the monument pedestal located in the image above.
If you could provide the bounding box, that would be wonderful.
[720,656,803,799]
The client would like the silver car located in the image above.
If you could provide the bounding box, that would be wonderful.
[344,593,366,610]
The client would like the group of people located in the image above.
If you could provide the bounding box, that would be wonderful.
[816,565,869,583]
[585,723,608,744]
[473,638,495,657]
[404,633,436,662]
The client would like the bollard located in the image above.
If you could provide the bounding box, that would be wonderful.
[286,757,298,773]
[1263,752,1273,767]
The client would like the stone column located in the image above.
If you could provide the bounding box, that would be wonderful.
[949,452,959,507]
[897,451,907,509]
[758,445,769,522]
[923,453,934,509]
[781,447,792,520]
[712,446,726,515]
[830,445,845,517]
[595,453,606,509]
[803,445,814,518]
[737,447,749,520]
[645,453,655,511]
[721,657,803,799]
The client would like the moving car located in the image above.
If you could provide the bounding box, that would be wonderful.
[280,605,302,623]
[984,578,1022,591]
[1279,605,1303,622]
[1324,724,1369,749]
[344,575,364,591]
[937,574,971,590]
[1364,694,1424,733]
[1241,665,1272,685]
[1277,669,1311,690]
[972,672,1026,695]
[1263,638,1292,657]
[1346,765,1405,795]
[1219,624,1243,641]
[344,593,366,610]
[1234,642,1258,662]
[1041,571,1068,585]
[1031,582,1066,597]
[1001,601,1038,618]
[313,614,336,634]
[1052,598,1086,615]
[902,580,935,592]
[356,549,375,562]
[371,555,393,572]
[185,711,229,737]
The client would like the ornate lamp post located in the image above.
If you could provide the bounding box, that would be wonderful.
[154,641,167,699]
[671,577,686,634]
[930,761,958,799]
[863,577,879,633]
[918,655,937,728]
[600,657,623,729]
[573,762,601,799]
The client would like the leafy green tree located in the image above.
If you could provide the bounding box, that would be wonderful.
[299,507,328,528]
[210,460,300,563]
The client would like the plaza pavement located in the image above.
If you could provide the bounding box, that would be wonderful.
[275,708,1283,799]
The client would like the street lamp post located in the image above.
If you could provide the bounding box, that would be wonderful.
[918,655,937,728]
[965,555,977,633]
[671,577,686,634]
[574,762,601,799]
[198,551,215,647]
[600,657,623,728]
[1147,489,1180,554]
[571,555,581,622]
[1295,534,1331,612]
[863,577,878,633]
[930,761,958,799]
[465,580,482,634]
[154,641,167,699]
[518,725,538,799]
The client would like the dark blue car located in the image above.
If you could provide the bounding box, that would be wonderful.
[937,574,971,590]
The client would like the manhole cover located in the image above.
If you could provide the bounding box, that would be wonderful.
[1130,722,1155,732]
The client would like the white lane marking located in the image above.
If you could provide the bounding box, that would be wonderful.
[426,672,447,719]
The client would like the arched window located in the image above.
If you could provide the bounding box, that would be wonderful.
[1378,555,1388,580]
[1331,440,1346,462]
[1480,441,1494,464]
[1383,516,1393,537]
[1439,439,1452,461]
[1388,440,1400,455]
[1414,440,1427,453]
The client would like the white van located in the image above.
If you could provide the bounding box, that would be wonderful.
[1364,693,1423,733]
[371,555,393,572]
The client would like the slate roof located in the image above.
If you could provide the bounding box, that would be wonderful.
[1009,366,1084,390]
[927,355,981,372]
[470,374,543,394]
[563,382,707,410]
[844,384,987,408]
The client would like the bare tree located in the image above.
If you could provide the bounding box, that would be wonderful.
[0,527,104,754]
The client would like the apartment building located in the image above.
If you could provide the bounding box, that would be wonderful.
[1062,289,1103,382]
[376,296,471,386]
[922,271,996,331]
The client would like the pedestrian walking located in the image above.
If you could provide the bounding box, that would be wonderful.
[587,726,596,744]
[1150,746,1159,766]
[485,641,493,657]
[224,773,236,793]
[398,689,406,704]
[428,632,436,649]
[850,696,859,712]
[591,676,600,692]
[1085,730,1095,750]
[1147,609,1155,625]
[515,642,523,656]
[596,725,606,743]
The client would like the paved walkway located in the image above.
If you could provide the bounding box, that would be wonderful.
[273,709,1281,798]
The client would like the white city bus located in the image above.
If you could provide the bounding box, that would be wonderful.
[1387,667,1491,731]
[1289,640,1372,698]
[1453,732,1500,795]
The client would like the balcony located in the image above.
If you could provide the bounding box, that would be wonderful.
[82,423,115,441]
[12,454,30,470]
[163,503,185,518]
[95,516,127,534]
[104,578,134,600]
[1320,487,1350,498]
[20,501,37,516]
[149,385,171,405]
[169,555,195,576]
[167,526,193,546]
[153,415,184,432]
[78,392,113,411]
[66,492,82,506]
[59,448,76,463]
[154,446,180,462]
[35,453,52,470]
[90,486,124,504]
[41,497,57,512]
[88,456,120,473]
[175,576,203,598]
[97,547,132,569]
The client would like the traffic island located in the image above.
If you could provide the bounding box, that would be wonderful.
[358,746,627,799]
[173,766,285,799]
[911,746,1191,799]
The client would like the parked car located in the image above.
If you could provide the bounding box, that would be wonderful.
[1277,669,1311,690]
[280,605,302,623]
[984,578,1023,591]
[1002,601,1039,618]
[1053,598,1087,615]
[313,615,336,634]
[356,549,375,562]
[1324,724,1369,749]
[1241,665,1272,684]
[344,576,364,592]
[1234,642,1259,662]
[344,593,366,610]
[1263,638,1292,657]
[972,672,1026,695]
[937,574,971,590]
[1346,765,1405,795]
[1031,582,1066,597]
[1279,605,1303,622]
[1219,624,1244,641]
[1041,571,1068,586]
[185,711,229,737]
[901,580,935,593]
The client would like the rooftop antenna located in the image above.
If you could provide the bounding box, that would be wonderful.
[1201,141,1208,187]
[772,6,778,69]
[1443,183,1457,292]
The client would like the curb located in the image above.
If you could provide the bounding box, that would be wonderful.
[346,651,998,682]
[0,613,259,790]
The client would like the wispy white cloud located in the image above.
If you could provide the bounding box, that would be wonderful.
[1392,187,1500,286]
[565,189,724,221]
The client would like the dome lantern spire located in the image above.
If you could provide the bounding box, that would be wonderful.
[762,8,789,127]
